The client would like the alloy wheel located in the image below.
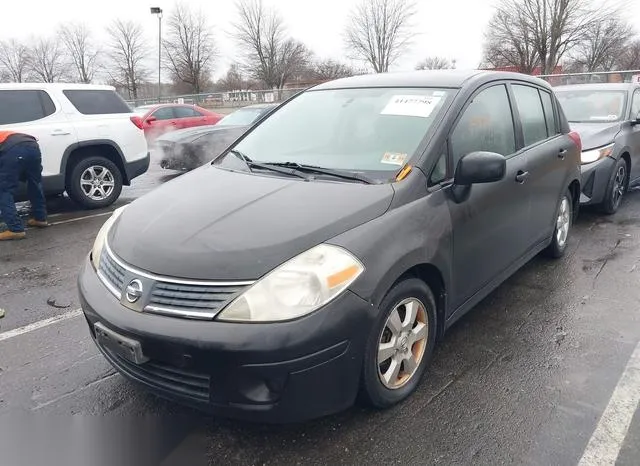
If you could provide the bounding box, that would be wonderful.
[556,196,571,248]
[80,166,115,201]
[377,298,428,390]
[612,164,626,210]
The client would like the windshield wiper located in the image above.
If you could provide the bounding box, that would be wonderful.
[228,150,310,180]
[265,162,376,184]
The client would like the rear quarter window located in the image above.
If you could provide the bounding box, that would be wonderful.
[63,90,131,115]
[0,90,56,125]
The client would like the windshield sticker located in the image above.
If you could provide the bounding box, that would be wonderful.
[381,95,442,118]
[381,152,408,165]
[589,115,618,121]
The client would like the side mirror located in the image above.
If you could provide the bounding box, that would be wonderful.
[634,111,640,125]
[454,151,506,186]
[146,115,157,123]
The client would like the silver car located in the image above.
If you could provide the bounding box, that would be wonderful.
[555,83,640,214]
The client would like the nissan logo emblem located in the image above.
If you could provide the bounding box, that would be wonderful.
[125,279,143,303]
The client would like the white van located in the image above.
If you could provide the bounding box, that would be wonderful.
[0,83,149,208]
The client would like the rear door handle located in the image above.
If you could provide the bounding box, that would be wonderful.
[515,171,530,183]
[51,129,71,136]
[558,148,567,159]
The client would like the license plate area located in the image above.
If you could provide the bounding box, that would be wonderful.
[94,322,149,364]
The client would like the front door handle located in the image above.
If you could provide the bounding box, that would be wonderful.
[51,129,71,136]
[515,170,530,183]
[558,148,567,159]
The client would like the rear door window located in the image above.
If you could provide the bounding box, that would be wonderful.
[63,90,131,115]
[174,107,201,118]
[512,84,548,146]
[151,107,176,120]
[539,90,559,136]
[0,90,56,125]
[450,84,516,165]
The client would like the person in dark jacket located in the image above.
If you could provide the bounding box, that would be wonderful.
[0,131,48,240]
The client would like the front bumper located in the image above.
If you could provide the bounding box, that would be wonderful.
[78,258,372,423]
[579,156,615,205]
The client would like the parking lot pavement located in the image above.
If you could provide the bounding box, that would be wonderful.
[1,169,640,464]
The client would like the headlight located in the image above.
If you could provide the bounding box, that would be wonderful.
[90,206,127,269]
[582,143,614,164]
[217,244,364,322]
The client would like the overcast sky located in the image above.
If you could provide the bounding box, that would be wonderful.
[3,0,640,81]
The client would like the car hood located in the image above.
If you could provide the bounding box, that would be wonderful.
[569,122,621,151]
[109,165,394,280]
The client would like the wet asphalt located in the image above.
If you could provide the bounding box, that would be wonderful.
[1,161,639,465]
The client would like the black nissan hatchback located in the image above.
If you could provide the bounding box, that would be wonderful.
[79,70,581,422]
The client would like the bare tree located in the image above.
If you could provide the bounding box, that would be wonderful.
[483,0,618,74]
[163,3,216,94]
[106,19,149,100]
[233,0,311,89]
[217,63,256,91]
[311,59,356,80]
[59,23,100,83]
[415,56,455,70]
[569,17,634,71]
[344,0,415,73]
[28,37,69,83]
[483,4,539,73]
[616,39,640,70]
[0,39,30,83]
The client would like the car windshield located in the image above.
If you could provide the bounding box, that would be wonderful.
[228,88,450,181]
[219,107,267,126]
[555,90,627,123]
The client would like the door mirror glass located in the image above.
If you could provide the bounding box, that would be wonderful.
[454,151,506,185]
[635,110,640,123]
[146,115,157,123]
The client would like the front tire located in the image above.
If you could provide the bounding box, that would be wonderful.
[601,157,628,215]
[67,157,123,209]
[360,278,437,408]
[545,189,572,258]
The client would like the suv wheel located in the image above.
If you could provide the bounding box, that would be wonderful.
[601,157,628,215]
[545,189,572,258]
[67,157,123,209]
[360,278,437,408]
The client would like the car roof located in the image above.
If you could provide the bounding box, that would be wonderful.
[0,82,115,91]
[554,83,638,92]
[311,70,552,90]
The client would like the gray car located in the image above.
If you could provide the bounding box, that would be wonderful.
[156,103,278,171]
[555,83,640,214]
[79,70,581,422]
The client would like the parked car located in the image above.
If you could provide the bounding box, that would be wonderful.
[132,104,224,143]
[555,83,640,214]
[0,83,149,208]
[156,103,278,171]
[79,70,581,422]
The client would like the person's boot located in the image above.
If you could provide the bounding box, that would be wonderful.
[27,218,49,228]
[0,230,26,241]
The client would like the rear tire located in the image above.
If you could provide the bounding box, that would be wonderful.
[360,278,437,408]
[67,156,123,209]
[600,157,628,215]
[545,189,572,258]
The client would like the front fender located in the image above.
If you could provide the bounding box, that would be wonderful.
[328,188,452,313]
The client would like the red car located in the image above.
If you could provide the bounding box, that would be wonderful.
[131,104,224,143]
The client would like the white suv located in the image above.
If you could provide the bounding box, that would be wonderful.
[0,83,149,208]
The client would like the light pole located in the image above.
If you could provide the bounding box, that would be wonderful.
[150,7,163,103]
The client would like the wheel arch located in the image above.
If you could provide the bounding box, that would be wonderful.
[61,140,129,187]
[568,178,580,221]
[375,262,448,341]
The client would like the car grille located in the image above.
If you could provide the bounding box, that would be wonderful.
[147,282,245,318]
[96,244,252,320]
[98,249,125,298]
[102,347,211,402]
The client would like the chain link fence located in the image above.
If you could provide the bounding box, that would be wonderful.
[538,70,640,86]
[126,88,307,112]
